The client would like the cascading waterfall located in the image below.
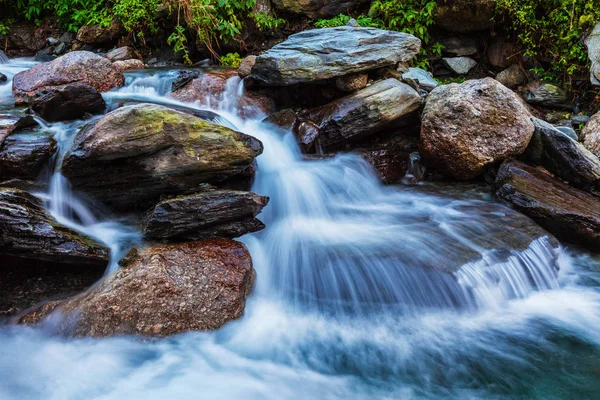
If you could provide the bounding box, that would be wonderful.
[0,50,9,64]
[2,66,600,399]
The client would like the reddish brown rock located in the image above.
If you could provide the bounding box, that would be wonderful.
[20,240,255,337]
[12,51,125,98]
[113,59,145,71]
[582,112,600,154]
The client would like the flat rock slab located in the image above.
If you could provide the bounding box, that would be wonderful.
[251,26,421,85]
[0,131,56,181]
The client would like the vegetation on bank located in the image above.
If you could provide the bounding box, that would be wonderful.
[1,0,599,86]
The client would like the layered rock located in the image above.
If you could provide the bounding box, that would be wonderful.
[434,0,495,33]
[494,160,600,250]
[585,23,600,86]
[142,187,269,241]
[420,78,534,179]
[250,27,421,85]
[12,51,125,98]
[0,132,56,181]
[28,83,106,122]
[295,78,421,151]
[522,81,568,108]
[0,187,109,265]
[21,240,255,337]
[61,104,263,209]
[271,0,369,18]
[582,112,600,154]
[0,114,36,145]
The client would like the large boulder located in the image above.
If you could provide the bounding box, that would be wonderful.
[76,20,125,45]
[585,23,600,86]
[524,118,600,191]
[12,51,125,98]
[0,132,56,181]
[250,27,421,85]
[28,83,106,122]
[61,104,263,210]
[420,78,534,180]
[271,0,369,18]
[494,160,600,250]
[295,78,421,151]
[0,187,109,265]
[20,240,255,337]
[142,187,269,241]
[434,0,495,33]
[582,112,600,154]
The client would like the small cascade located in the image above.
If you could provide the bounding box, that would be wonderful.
[0,50,9,64]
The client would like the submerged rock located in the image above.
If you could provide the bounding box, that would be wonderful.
[0,72,6,83]
[0,187,109,265]
[335,73,368,92]
[12,51,125,98]
[250,27,421,85]
[271,0,369,18]
[420,78,534,180]
[21,240,255,337]
[0,131,56,181]
[494,160,600,250]
[401,68,438,91]
[585,23,600,85]
[29,83,106,122]
[495,65,526,89]
[582,112,600,154]
[61,104,263,210]
[142,187,269,241]
[296,78,421,151]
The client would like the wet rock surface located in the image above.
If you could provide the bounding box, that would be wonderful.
[29,83,106,122]
[0,131,56,181]
[61,104,263,210]
[142,187,269,241]
[251,27,421,85]
[20,240,255,337]
[420,78,534,180]
[0,187,109,265]
[494,160,600,250]
[106,46,138,62]
[12,51,125,98]
[76,20,125,45]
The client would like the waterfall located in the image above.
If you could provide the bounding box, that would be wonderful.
[0,50,9,64]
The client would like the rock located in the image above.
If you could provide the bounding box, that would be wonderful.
[0,114,36,146]
[439,36,479,57]
[556,126,578,141]
[347,18,359,27]
[522,81,568,108]
[250,26,421,85]
[582,112,600,154]
[76,19,125,45]
[112,59,145,71]
[524,118,600,191]
[494,160,600,250]
[13,51,125,98]
[401,68,438,91]
[420,78,534,180]
[59,32,74,44]
[0,72,7,83]
[171,70,200,92]
[296,78,421,151]
[571,115,590,126]
[106,46,138,62]
[238,55,257,78]
[0,132,56,181]
[61,104,263,210]
[495,64,526,89]
[29,83,106,122]
[335,73,368,92]
[0,187,109,265]
[357,136,420,184]
[442,57,477,75]
[434,0,495,33]
[34,48,57,62]
[2,24,45,55]
[171,70,274,118]
[142,187,269,241]
[585,23,600,85]
[20,240,255,337]
[271,0,369,18]
[488,38,520,69]
[53,42,67,55]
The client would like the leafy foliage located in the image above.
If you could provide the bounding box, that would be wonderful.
[220,52,242,67]
[251,12,286,31]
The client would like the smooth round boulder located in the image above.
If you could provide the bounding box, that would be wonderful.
[29,83,106,122]
[12,51,125,98]
[420,78,534,180]
[20,240,255,337]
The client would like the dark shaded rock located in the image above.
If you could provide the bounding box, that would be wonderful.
[106,46,138,62]
[251,26,421,85]
[238,55,257,78]
[582,112,600,154]
[29,83,106,122]
[335,73,368,92]
[439,36,479,57]
[488,38,520,69]
[495,64,526,89]
[523,81,568,108]
[420,78,534,180]
[12,51,125,98]
[556,126,578,141]
[0,72,6,83]
[296,78,421,151]
[53,42,67,56]
[494,160,600,250]
[524,118,600,191]
[0,114,36,146]
[271,0,369,18]
[357,137,420,184]
[20,240,255,337]
[76,20,125,45]
[171,70,200,92]
[0,132,56,181]
[0,187,109,265]
[61,104,263,210]
[59,32,74,44]
[434,0,495,33]
[142,187,269,241]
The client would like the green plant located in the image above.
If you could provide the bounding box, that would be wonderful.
[251,12,286,31]
[220,52,242,67]
[313,14,383,29]
[168,24,192,65]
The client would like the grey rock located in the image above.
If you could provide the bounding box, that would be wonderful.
[251,26,421,85]
[29,83,106,122]
[523,81,568,108]
[335,73,368,92]
[585,23,600,85]
[571,115,590,126]
[52,42,67,55]
[47,38,59,46]
[59,32,74,43]
[106,46,138,62]
[401,68,438,91]
[442,57,477,75]
[495,64,526,89]
[556,126,578,141]
[0,114,36,146]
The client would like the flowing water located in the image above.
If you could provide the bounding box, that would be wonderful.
[2,64,600,399]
